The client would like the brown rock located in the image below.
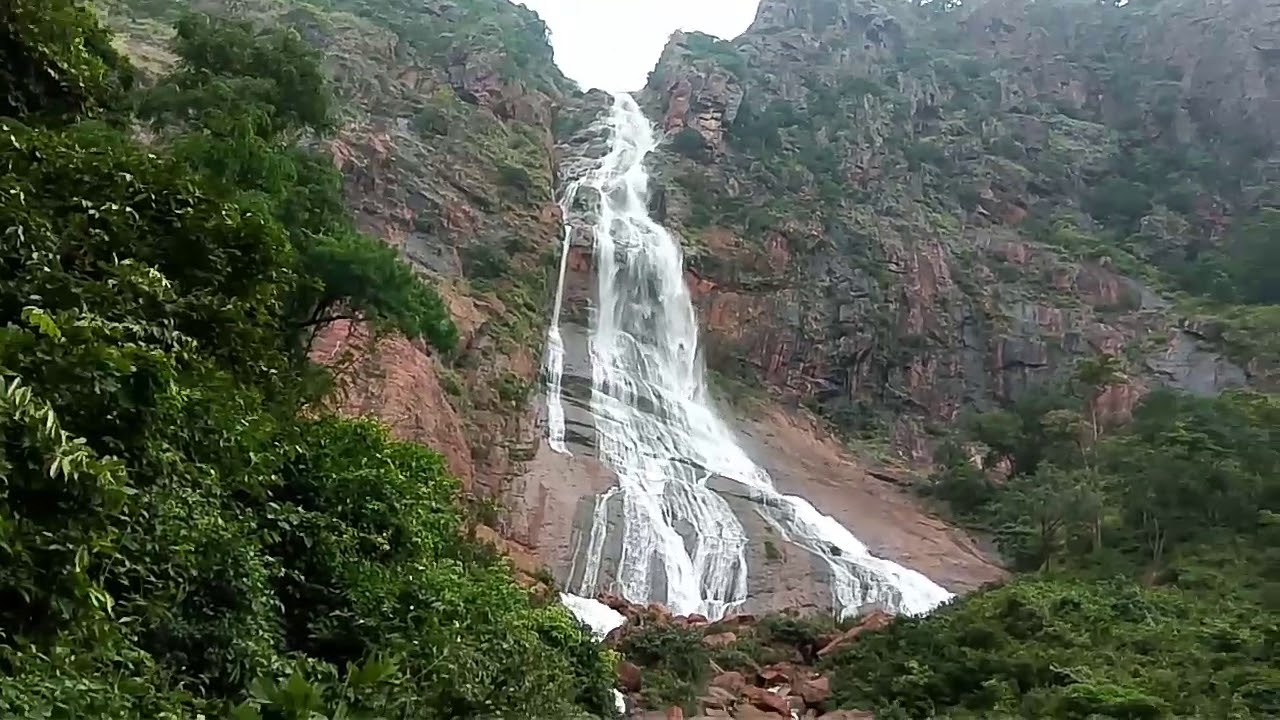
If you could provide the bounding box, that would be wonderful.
[618,661,643,693]
[310,321,472,488]
[702,631,738,648]
[600,592,630,612]
[797,675,831,707]
[667,707,685,720]
[758,663,797,686]
[710,671,747,694]
[741,686,791,716]
[686,613,710,626]
[732,708,782,720]
[700,686,738,711]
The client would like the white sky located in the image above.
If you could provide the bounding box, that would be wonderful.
[515,0,762,92]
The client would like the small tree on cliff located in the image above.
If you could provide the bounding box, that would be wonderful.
[1074,352,1126,442]
[137,12,456,356]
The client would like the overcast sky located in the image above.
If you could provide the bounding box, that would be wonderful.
[515,0,761,92]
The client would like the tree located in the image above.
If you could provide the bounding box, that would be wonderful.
[139,12,332,137]
[137,12,456,354]
[1073,352,1126,442]
[0,8,609,719]
[998,465,1094,570]
[0,0,134,122]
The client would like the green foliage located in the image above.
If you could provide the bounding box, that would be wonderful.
[826,577,1277,719]
[1083,178,1152,231]
[136,12,455,352]
[310,0,565,93]
[0,0,135,123]
[897,386,1280,717]
[682,32,747,80]
[620,624,709,712]
[0,8,611,720]
[138,13,332,137]
[670,127,711,162]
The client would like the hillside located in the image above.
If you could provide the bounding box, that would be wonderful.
[4,0,1279,719]
[641,0,1280,457]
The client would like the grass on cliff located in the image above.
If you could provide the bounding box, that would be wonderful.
[0,5,616,719]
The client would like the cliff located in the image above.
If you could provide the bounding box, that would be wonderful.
[105,0,1280,617]
[640,0,1280,460]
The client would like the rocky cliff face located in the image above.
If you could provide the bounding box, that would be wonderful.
[640,0,1280,460]
[108,0,1279,614]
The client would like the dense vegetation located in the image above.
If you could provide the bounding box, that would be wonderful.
[0,4,613,718]
[611,377,1280,718]
[819,374,1280,718]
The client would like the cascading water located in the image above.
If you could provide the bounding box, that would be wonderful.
[547,93,953,620]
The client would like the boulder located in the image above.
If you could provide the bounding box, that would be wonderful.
[797,675,831,707]
[618,660,643,693]
[758,662,798,686]
[702,631,738,648]
[700,685,738,711]
[741,686,791,716]
[710,671,747,694]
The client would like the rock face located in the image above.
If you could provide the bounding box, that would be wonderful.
[637,0,1278,460]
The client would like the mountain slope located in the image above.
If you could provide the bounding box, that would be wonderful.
[641,0,1280,459]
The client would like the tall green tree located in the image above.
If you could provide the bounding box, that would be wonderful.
[0,0,134,122]
[137,12,456,354]
[0,8,612,720]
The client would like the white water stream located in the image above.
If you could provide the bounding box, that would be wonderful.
[546,94,952,621]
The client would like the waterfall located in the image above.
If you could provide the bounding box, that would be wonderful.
[548,93,952,620]
[544,177,584,456]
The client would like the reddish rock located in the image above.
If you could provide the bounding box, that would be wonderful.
[603,625,626,646]
[710,671,747,695]
[797,675,831,707]
[310,321,472,488]
[685,613,710,626]
[758,662,797,686]
[700,685,737,711]
[702,631,738,648]
[666,707,684,720]
[742,686,791,716]
[734,708,784,720]
[817,611,895,658]
[599,593,630,612]
[618,661,642,693]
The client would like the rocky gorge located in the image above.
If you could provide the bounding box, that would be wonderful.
[105,0,1280,619]
[11,0,1278,716]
